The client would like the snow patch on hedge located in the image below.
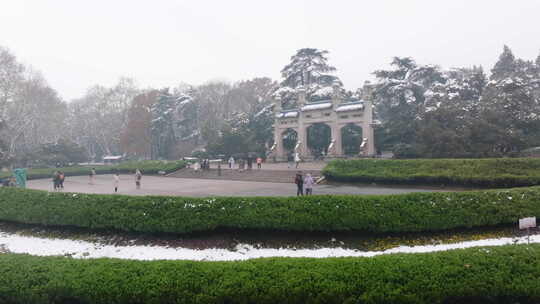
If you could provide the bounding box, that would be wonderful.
[0,230,538,261]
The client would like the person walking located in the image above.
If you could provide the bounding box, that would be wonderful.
[113,172,120,193]
[89,168,96,185]
[256,157,262,169]
[294,152,301,169]
[304,173,314,195]
[135,169,142,189]
[294,171,304,196]
[228,156,235,170]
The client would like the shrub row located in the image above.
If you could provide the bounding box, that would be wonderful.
[323,158,540,188]
[1,186,539,234]
[0,160,186,180]
[1,244,540,303]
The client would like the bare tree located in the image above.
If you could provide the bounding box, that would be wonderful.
[66,77,140,160]
[0,47,24,120]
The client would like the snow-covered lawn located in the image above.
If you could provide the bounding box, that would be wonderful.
[1,230,538,261]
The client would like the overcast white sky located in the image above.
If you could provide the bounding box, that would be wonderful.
[1,0,539,101]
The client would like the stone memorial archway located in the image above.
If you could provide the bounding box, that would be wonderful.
[271,81,376,160]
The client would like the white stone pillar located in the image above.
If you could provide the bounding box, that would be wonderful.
[362,81,376,156]
[298,87,307,105]
[272,96,284,160]
[329,123,343,156]
[274,128,285,160]
[297,88,309,158]
[298,125,310,158]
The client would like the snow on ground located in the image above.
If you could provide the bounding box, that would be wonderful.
[1,230,538,261]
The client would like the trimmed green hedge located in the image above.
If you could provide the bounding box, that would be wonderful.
[1,244,540,303]
[1,186,539,234]
[0,160,186,180]
[323,158,540,188]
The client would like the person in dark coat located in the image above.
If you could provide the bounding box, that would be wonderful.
[294,171,304,196]
[52,171,60,191]
[247,157,253,170]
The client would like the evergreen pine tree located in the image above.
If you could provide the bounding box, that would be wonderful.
[280,48,337,88]
[275,48,342,105]
[151,89,178,159]
[490,45,516,80]
[373,57,445,150]
[479,47,540,153]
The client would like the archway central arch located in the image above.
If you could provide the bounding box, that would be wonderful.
[341,123,363,156]
[307,123,331,158]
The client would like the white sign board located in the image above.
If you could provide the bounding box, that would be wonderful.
[519,217,537,230]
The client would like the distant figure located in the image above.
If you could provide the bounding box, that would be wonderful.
[89,168,96,185]
[238,159,245,171]
[247,157,253,170]
[52,171,60,191]
[294,171,304,196]
[135,169,142,189]
[304,173,314,195]
[58,171,65,189]
[256,157,262,169]
[228,156,235,169]
[113,173,120,193]
[294,152,301,169]
[4,177,16,187]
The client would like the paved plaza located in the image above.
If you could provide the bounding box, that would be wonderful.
[27,174,459,197]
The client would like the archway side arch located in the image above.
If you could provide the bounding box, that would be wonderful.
[282,128,298,157]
